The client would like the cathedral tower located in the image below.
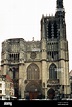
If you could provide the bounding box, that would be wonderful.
[1,0,70,99]
[41,0,70,98]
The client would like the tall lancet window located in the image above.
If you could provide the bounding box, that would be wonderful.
[49,63,57,80]
[54,21,57,38]
[27,63,39,80]
[48,21,51,39]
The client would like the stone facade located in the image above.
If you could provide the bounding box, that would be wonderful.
[1,0,70,99]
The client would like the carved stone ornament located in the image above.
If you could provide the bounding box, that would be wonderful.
[30,52,36,59]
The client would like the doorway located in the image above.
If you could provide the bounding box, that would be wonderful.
[29,91,38,99]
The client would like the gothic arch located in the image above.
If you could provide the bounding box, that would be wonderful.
[49,63,57,80]
[27,63,40,80]
[47,88,55,99]
[25,81,41,92]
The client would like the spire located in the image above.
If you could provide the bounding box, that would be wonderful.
[55,0,65,18]
[56,0,64,9]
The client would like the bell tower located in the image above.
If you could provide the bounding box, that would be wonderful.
[41,0,70,98]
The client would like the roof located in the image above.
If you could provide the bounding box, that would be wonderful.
[6,75,13,82]
[69,70,72,76]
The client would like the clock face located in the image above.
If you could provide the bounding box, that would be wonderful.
[30,52,36,59]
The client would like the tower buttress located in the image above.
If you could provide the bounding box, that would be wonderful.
[41,14,46,40]
[41,15,47,98]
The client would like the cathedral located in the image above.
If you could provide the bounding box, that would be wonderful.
[1,0,70,99]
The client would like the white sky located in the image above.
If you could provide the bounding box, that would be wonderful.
[0,0,72,71]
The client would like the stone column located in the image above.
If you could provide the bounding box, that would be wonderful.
[64,61,70,98]
[41,38,47,99]
[42,61,47,99]
[19,63,24,98]
[3,61,9,75]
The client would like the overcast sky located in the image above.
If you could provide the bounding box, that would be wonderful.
[0,0,72,71]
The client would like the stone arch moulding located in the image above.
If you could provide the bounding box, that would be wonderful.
[25,81,41,92]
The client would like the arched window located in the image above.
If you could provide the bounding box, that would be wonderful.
[49,63,57,80]
[27,63,39,80]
